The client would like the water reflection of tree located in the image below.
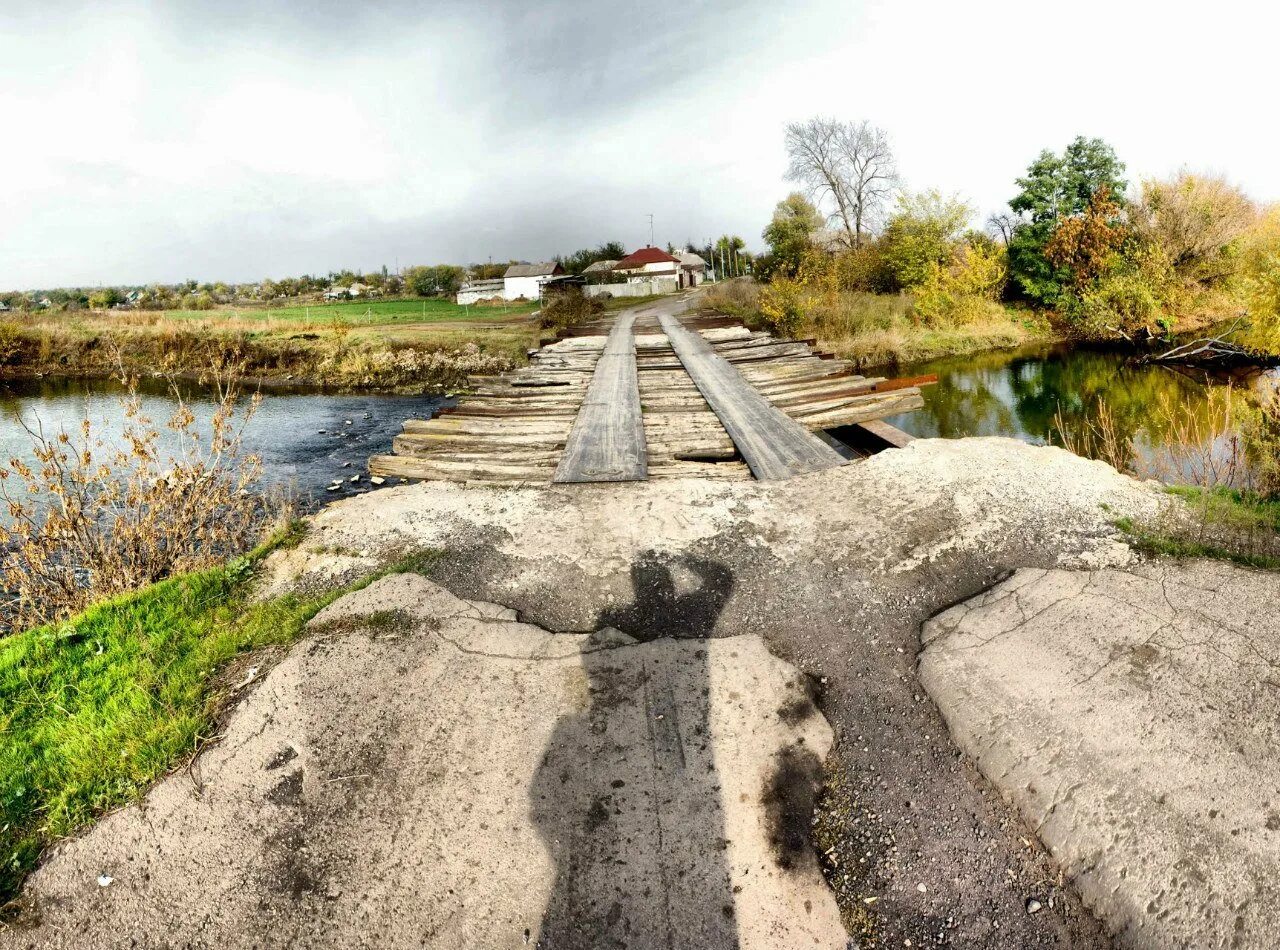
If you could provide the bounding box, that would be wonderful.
[901,346,1255,455]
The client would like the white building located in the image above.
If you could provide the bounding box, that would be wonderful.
[502,262,565,300]
[676,251,709,288]
[457,279,506,305]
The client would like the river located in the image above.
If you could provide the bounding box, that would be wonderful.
[0,376,446,510]
[885,343,1279,482]
[2,348,1277,506]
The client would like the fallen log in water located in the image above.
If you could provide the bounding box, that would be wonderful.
[1142,335,1280,368]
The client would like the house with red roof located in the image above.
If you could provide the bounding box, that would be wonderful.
[612,247,682,287]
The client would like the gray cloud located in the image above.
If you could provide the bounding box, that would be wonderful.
[4,0,1279,289]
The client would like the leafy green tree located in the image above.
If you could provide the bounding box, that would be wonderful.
[879,190,972,290]
[404,265,464,297]
[557,242,627,274]
[762,193,824,278]
[88,288,120,310]
[1007,137,1127,305]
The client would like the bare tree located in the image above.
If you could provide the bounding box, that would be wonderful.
[986,211,1021,247]
[784,117,899,248]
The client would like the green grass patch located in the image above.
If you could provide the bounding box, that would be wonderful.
[157,297,541,327]
[0,536,444,906]
[1115,486,1280,570]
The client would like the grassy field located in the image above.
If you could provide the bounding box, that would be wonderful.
[0,294,668,391]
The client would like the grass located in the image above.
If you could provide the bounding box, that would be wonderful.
[1115,486,1280,570]
[127,297,541,327]
[0,293,681,392]
[0,529,443,907]
[702,281,1052,370]
[0,298,547,392]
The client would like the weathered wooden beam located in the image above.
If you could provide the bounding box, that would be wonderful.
[553,311,648,483]
[657,313,846,481]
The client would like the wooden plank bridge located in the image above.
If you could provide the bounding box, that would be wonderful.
[370,294,929,485]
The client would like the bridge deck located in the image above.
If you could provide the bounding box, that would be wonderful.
[370,296,928,486]
[552,311,647,483]
[656,313,845,481]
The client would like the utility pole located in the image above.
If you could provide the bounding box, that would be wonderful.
[647,214,654,248]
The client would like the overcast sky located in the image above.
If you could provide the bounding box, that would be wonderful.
[3,0,1278,289]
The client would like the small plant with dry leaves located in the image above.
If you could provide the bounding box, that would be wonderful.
[0,369,286,633]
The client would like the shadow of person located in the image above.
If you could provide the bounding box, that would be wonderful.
[597,552,735,642]
[530,552,739,949]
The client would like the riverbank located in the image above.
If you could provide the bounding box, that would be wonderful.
[0,295,666,393]
[702,280,1057,370]
[0,299,538,392]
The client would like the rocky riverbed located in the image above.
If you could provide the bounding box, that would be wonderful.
[5,437,1276,949]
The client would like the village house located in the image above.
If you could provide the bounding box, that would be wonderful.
[456,278,506,305]
[323,282,372,301]
[581,259,618,277]
[612,247,681,284]
[502,262,564,300]
[676,251,709,288]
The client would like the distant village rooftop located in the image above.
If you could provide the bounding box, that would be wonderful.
[503,262,562,279]
[613,247,681,269]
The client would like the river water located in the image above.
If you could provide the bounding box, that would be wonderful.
[886,343,1278,478]
[2,347,1277,508]
[0,376,445,511]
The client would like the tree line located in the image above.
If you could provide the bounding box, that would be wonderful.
[760,118,1280,353]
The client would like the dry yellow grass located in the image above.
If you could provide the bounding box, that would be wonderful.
[0,310,537,391]
[703,280,1047,369]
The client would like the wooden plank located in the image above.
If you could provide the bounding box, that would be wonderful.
[552,312,648,483]
[657,313,846,482]
[854,419,916,448]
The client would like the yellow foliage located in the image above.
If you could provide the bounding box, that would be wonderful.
[1239,204,1280,353]
[912,242,1008,326]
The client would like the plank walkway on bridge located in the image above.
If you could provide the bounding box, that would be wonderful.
[552,311,647,483]
[657,312,845,481]
[370,294,927,485]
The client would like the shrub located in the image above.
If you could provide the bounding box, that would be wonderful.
[538,289,604,331]
[0,375,284,632]
[179,292,215,311]
[912,242,1008,326]
[758,277,806,338]
[0,321,25,365]
[1133,172,1256,283]
[1239,205,1280,353]
[878,190,972,290]
[1241,388,1280,499]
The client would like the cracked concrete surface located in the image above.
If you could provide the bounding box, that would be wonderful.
[1,574,844,950]
[2,438,1195,949]
[920,560,1280,949]
[250,437,1165,948]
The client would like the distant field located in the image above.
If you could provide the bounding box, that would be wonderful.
[153,296,542,326]
[0,292,678,391]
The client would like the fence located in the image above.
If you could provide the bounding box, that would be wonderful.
[584,279,679,299]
